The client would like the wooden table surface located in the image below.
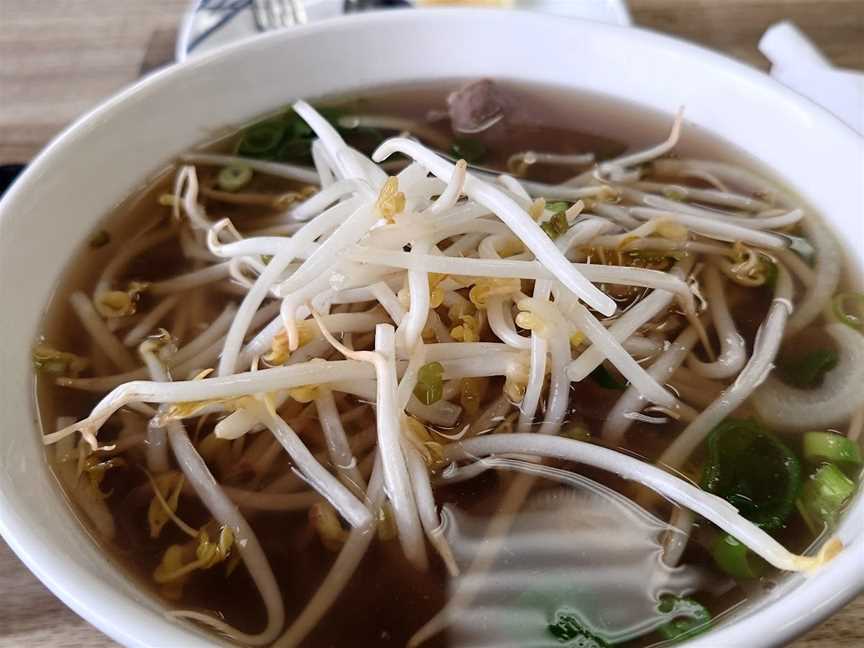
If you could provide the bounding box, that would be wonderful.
[0,1,862,646]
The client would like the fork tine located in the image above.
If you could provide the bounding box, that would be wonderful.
[271,0,288,28]
[290,0,308,25]
[252,0,273,31]
[253,0,308,31]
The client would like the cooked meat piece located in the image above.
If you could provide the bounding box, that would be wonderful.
[447,79,508,134]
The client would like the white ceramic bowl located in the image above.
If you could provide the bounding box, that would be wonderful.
[1,9,862,648]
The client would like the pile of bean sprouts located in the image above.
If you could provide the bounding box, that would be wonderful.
[41,100,863,647]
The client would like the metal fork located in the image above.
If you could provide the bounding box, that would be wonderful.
[253,0,308,30]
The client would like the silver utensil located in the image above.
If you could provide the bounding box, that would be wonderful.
[253,0,308,30]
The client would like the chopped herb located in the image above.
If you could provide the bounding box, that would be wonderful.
[217,163,253,192]
[414,361,444,405]
[237,119,287,157]
[702,418,800,531]
[711,534,767,580]
[590,365,626,390]
[547,612,610,647]
[450,138,487,164]
[797,462,856,534]
[803,431,862,470]
[276,136,314,164]
[781,348,838,388]
[658,596,712,641]
[88,229,111,248]
[235,107,348,165]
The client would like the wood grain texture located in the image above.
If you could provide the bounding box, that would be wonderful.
[0,0,862,646]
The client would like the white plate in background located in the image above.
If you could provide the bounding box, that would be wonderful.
[175,0,632,61]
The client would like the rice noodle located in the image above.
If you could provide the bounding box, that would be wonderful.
[244,399,372,529]
[123,295,180,346]
[313,316,427,569]
[69,291,137,372]
[603,327,700,444]
[568,258,693,380]
[659,265,793,469]
[686,264,746,379]
[273,457,384,648]
[168,424,286,644]
[405,445,459,576]
[141,350,285,644]
[785,215,842,336]
[556,292,677,408]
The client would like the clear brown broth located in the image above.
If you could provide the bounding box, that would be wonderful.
[35,81,855,647]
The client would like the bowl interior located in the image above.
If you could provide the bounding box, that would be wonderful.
[0,9,862,648]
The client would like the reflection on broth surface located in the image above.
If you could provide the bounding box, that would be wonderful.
[36,81,862,647]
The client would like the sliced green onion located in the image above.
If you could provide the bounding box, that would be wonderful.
[657,596,712,641]
[450,138,487,164]
[414,361,444,406]
[797,462,856,534]
[781,348,838,388]
[590,364,626,390]
[832,292,864,332]
[711,534,767,580]
[803,431,862,469]
[238,120,287,157]
[547,612,610,647]
[701,418,800,531]
[217,164,253,192]
[287,109,314,139]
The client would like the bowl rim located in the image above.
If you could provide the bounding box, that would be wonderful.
[1,8,862,648]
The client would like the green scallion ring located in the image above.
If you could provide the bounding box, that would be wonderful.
[657,596,712,641]
[711,534,766,580]
[238,120,287,157]
[797,462,856,534]
[217,164,253,193]
[803,431,862,469]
